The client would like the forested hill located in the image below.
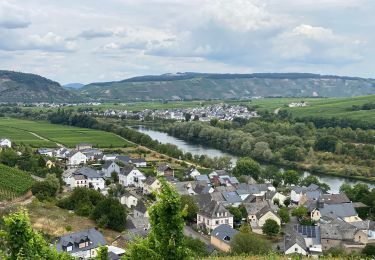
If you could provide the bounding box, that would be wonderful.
[79,72,375,102]
[0,70,79,103]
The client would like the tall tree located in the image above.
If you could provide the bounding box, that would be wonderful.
[124,178,189,260]
[233,157,261,180]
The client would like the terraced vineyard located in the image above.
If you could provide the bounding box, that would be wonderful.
[0,164,35,201]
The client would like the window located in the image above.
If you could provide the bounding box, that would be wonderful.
[215,220,219,225]
[225,219,229,224]
[295,247,297,252]
[67,246,72,252]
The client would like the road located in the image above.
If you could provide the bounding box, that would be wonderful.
[183,226,210,245]
[29,131,65,147]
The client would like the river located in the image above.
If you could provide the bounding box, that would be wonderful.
[135,126,374,193]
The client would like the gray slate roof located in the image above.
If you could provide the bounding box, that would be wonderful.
[199,201,232,219]
[74,166,103,178]
[211,224,239,245]
[56,228,106,253]
[319,193,350,205]
[284,231,306,252]
[319,203,357,218]
[320,218,358,240]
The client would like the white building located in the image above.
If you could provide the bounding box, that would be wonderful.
[63,167,105,190]
[0,138,11,148]
[101,161,120,178]
[67,151,87,166]
[197,201,233,231]
[119,165,146,188]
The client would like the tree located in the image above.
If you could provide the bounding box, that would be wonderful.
[279,207,290,224]
[262,219,280,237]
[228,206,242,224]
[231,230,271,255]
[291,206,308,218]
[183,237,207,258]
[0,209,74,259]
[180,195,198,223]
[284,197,291,208]
[232,157,261,180]
[282,170,300,185]
[363,244,375,256]
[31,173,60,201]
[315,135,338,152]
[91,198,127,231]
[124,178,189,260]
[282,145,305,162]
[300,175,330,192]
[111,171,119,183]
[252,142,273,162]
[184,113,192,122]
[96,246,109,260]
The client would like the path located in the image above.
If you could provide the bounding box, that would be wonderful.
[183,226,210,245]
[274,107,281,114]
[29,131,64,147]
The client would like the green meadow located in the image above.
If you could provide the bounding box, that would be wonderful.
[0,117,133,148]
[252,95,375,123]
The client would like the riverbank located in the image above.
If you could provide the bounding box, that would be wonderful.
[133,126,375,193]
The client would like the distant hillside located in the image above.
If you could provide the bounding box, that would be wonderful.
[0,70,80,103]
[63,83,84,89]
[79,72,375,102]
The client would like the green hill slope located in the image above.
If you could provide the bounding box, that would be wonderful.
[0,70,80,103]
[79,73,375,102]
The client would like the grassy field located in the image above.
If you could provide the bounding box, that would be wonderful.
[0,164,35,201]
[252,95,375,122]
[0,117,133,148]
[0,124,55,147]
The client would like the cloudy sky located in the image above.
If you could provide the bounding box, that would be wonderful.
[0,0,374,84]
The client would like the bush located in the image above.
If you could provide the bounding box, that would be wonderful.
[262,219,280,236]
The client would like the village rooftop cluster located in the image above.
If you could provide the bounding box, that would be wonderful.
[87,104,259,122]
[9,137,368,259]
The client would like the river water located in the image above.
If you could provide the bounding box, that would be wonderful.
[135,126,374,193]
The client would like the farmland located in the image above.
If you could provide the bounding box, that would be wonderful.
[252,95,375,123]
[0,124,55,147]
[0,164,35,201]
[0,117,133,148]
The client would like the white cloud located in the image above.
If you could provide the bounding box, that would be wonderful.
[0,1,30,29]
[0,0,373,83]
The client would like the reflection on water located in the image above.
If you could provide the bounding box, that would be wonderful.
[135,126,374,193]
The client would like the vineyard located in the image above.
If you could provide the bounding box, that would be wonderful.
[0,164,35,201]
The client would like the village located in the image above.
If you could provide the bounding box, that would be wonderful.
[0,135,369,259]
[84,104,259,122]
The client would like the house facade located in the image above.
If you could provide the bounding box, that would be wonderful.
[119,165,146,188]
[67,151,87,166]
[197,201,233,231]
[102,161,120,178]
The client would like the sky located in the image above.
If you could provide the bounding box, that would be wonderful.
[0,0,374,84]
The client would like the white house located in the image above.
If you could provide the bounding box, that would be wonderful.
[185,167,201,178]
[120,192,139,209]
[67,151,87,166]
[119,165,146,188]
[102,161,120,178]
[0,138,11,148]
[284,232,308,256]
[64,167,105,190]
[143,177,162,194]
[37,148,54,157]
[197,201,233,231]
